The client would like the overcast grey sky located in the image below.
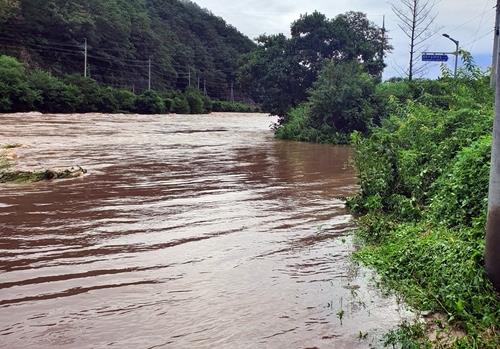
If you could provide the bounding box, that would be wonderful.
[193,0,495,79]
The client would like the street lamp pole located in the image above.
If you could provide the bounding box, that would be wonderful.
[443,33,459,78]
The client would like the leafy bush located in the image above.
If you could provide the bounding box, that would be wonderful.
[185,88,205,114]
[134,90,165,114]
[113,88,136,112]
[349,65,499,347]
[172,95,190,114]
[28,70,82,113]
[308,61,377,134]
[0,55,38,112]
[275,104,350,144]
[430,136,491,229]
[211,100,258,112]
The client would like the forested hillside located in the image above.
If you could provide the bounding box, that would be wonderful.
[0,0,255,98]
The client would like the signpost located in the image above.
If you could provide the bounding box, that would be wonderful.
[422,52,449,62]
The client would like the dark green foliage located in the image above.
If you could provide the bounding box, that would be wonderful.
[28,70,82,113]
[275,62,378,143]
[309,62,377,134]
[349,63,499,347]
[134,90,165,114]
[211,100,258,113]
[185,88,204,114]
[0,0,255,94]
[0,55,38,111]
[274,104,350,144]
[112,88,136,112]
[0,54,251,115]
[172,95,190,114]
[430,136,491,229]
[239,11,390,118]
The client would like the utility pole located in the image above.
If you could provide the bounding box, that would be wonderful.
[492,2,500,88]
[230,81,234,103]
[148,57,151,90]
[198,76,201,90]
[203,79,207,96]
[486,0,500,292]
[380,15,386,81]
[84,38,87,78]
[188,68,191,88]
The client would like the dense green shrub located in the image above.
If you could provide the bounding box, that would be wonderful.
[185,88,204,114]
[349,65,499,347]
[113,88,136,112]
[309,61,377,134]
[134,90,166,114]
[430,136,491,229]
[172,95,190,114]
[28,70,82,113]
[0,55,38,112]
[274,104,349,144]
[211,100,258,112]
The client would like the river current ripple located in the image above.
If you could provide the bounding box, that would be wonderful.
[0,113,411,348]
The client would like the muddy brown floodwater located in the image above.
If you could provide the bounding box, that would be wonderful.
[0,113,412,349]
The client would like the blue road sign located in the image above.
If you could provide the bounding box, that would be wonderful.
[422,53,449,62]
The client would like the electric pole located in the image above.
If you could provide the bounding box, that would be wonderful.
[230,81,234,103]
[84,38,87,78]
[486,0,500,292]
[198,76,201,90]
[492,2,500,88]
[188,68,191,88]
[148,58,151,90]
[203,79,207,96]
[380,15,386,81]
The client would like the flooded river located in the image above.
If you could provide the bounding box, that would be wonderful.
[0,113,410,348]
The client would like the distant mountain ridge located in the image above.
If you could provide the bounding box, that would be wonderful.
[0,0,255,97]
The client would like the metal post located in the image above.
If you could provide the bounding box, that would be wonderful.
[84,38,87,78]
[148,58,151,90]
[486,0,500,292]
[443,34,460,78]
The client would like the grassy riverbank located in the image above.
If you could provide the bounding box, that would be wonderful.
[348,67,499,347]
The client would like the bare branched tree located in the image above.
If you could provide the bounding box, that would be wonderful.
[392,0,438,80]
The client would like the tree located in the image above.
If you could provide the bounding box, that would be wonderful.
[134,90,165,114]
[0,0,255,95]
[239,11,390,118]
[392,0,438,80]
[308,61,377,133]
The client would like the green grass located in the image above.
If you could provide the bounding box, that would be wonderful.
[348,72,499,347]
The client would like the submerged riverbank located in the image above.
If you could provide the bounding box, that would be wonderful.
[0,113,414,348]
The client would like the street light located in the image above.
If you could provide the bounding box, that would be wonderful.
[442,33,459,78]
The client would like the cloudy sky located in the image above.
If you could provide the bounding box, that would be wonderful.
[193,0,496,79]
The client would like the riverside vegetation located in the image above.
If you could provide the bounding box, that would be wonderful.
[0,55,258,114]
[344,62,500,346]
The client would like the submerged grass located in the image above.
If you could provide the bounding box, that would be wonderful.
[0,146,86,183]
